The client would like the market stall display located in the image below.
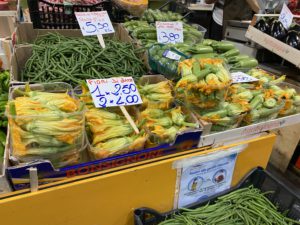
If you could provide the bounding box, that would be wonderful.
[1,3,300,225]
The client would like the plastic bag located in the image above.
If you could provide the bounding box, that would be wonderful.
[113,0,148,17]
[148,44,189,81]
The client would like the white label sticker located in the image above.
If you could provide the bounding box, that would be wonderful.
[75,11,115,36]
[177,154,237,208]
[231,72,259,83]
[163,50,181,61]
[86,77,143,108]
[279,4,294,29]
[156,21,183,44]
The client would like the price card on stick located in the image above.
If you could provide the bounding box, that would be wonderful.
[279,3,294,30]
[156,21,183,44]
[86,77,143,134]
[231,71,258,83]
[75,11,115,48]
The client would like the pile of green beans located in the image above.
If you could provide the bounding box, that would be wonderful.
[159,186,300,225]
[23,33,146,85]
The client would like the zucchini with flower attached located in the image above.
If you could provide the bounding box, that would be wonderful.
[176,58,231,109]
[7,83,85,167]
[85,108,148,159]
[198,101,249,131]
[139,106,198,144]
[247,68,286,86]
[139,79,174,110]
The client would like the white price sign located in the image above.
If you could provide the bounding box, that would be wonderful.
[279,4,294,29]
[86,77,143,108]
[231,72,258,83]
[163,50,181,61]
[75,11,115,36]
[156,21,183,44]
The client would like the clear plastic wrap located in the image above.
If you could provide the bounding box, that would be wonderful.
[148,44,189,81]
[7,83,86,168]
[176,58,231,109]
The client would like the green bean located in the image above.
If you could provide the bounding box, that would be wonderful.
[23,33,146,85]
[157,186,300,225]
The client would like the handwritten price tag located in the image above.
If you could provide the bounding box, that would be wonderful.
[86,77,143,108]
[279,3,293,30]
[156,21,183,44]
[75,11,115,36]
[231,72,258,83]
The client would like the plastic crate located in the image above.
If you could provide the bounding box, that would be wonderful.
[134,167,300,225]
[27,0,113,29]
[158,0,192,19]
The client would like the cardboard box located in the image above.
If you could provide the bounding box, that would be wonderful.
[0,13,16,38]
[245,15,300,68]
[117,23,150,70]
[7,130,202,190]
[7,74,203,190]
[15,22,88,44]
[11,22,129,83]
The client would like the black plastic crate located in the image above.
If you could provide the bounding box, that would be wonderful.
[134,167,300,225]
[27,0,117,29]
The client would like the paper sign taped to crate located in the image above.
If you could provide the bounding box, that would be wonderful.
[156,21,183,44]
[75,11,115,36]
[231,72,258,83]
[279,4,293,29]
[177,153,237,208]
[163,50,181,61]
[86,77,143,108]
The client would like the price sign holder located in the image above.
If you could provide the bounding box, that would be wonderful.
[156,21,183,44]
[86,77,143,134]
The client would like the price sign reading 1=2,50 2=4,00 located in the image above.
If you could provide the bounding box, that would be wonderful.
[86,77,143,108]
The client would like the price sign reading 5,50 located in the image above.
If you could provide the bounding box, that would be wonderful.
[75,11,115,36]
[156,21,183,44]
[86,77,143,108]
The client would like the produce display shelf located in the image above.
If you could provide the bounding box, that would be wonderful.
[0,134,277,225]
[199,113,300,147]
[245,14,300,68]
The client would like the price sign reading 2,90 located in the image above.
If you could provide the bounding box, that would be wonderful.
[86,77,143,108]
[75,11,115,36]
[156,21,183,44]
